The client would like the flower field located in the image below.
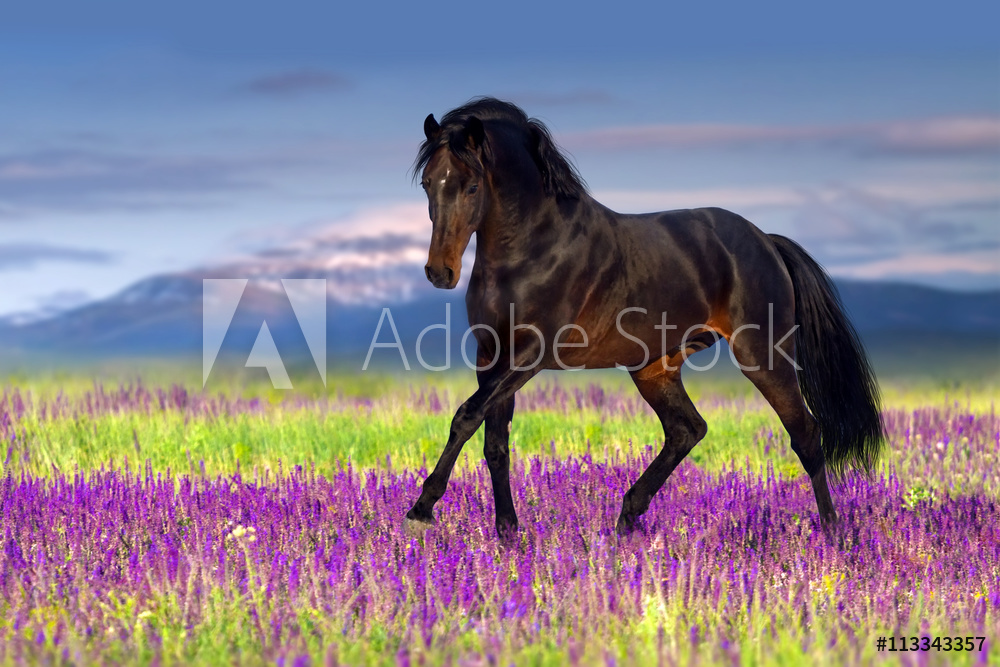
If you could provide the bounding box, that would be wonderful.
[0,378,997,665]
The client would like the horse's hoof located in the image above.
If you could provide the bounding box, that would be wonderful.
[403,508,435,537]
[406,506,434,523]
[615,515,636,536]
[495,521,519,542]
[403,517,434,537]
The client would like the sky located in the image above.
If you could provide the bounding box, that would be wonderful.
[0,1,998,317]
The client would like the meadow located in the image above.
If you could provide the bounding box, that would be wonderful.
[0,369,998,665]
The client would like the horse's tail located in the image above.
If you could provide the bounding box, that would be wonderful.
[768,234,884,477]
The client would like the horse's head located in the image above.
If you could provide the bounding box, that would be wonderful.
[418,114,488,290]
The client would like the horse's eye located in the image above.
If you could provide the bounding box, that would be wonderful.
[467,184,479,195]
[421,181,429,191]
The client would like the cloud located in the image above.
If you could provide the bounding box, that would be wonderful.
[0,132,403,219]
[874,117,1000,155]
[0,148,269,217]
[829,250,1000,280]
[594,179,999,285]
[241,69,352,96]
[0,243,116,271]
[245,203,430,270]
[193,203,437,304]
[255,232,423,260]
[563,116,1000,157]
[595,180,999,215]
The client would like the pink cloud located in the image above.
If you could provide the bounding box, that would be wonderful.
[874,116,1000,154]
[830,250,1000,280]
[563,116,1000,156]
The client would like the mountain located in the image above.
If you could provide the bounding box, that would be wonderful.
[835,282,1000,332]
[0,266,996,374]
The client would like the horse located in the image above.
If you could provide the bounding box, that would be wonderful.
[405,97,883,537]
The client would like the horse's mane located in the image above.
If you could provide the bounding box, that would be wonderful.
[412,97,587,199]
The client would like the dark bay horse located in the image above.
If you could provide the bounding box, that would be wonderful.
[406,97,883,537]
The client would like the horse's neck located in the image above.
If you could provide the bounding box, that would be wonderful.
[474,193,601,268]
[475,195,544,260]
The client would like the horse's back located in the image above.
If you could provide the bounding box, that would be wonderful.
[613,204,794,321]
[620,205,782,276]
[645,206,772,248]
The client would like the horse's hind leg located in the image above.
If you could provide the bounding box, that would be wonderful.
[617,366,707,535]
[730,331,838,526]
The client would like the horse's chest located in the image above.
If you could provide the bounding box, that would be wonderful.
[465,281,508,330]
[465,276,552,332]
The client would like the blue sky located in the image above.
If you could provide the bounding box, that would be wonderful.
[0,1,998,316]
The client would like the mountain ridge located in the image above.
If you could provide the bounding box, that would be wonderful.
[1,265,996,369]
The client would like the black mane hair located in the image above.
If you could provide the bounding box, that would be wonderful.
[412,97,587,199]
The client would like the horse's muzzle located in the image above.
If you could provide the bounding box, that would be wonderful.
[425,264,457,289]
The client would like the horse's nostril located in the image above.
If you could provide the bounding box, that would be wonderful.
[424,264,455,287]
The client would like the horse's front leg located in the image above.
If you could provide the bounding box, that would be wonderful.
[405,342,540,530]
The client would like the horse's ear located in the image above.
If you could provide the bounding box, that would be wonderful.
[466,116,485,149]
[424,114,440,140]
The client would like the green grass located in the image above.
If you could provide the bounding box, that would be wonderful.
[3,372,997,501]
[9,398,780,475]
